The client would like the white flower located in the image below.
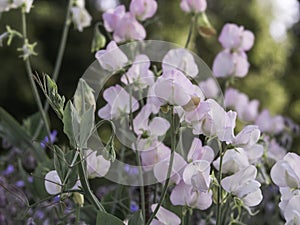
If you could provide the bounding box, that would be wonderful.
[271,152,300,189]
[183,160,211,192]
[221,165,263,207]
[85,149,111,179]
[150,204,181,225]
[71,6,92,32]
[233,125,261,148]
[44,170,62,195]
[162,48,199,78]
[284,195,300,225]
[213,148,250,174]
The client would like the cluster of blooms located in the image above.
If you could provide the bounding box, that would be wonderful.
[102,0,157,42]
[212,23,255,78]
[0,0,33,13]
[95,36,265,220]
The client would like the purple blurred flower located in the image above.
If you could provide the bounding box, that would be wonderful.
[129,0,157,21]
[255,109,285,134]
[130,201,139,212]
[2,164,14,176]
[40,130,57,148]
[180,0,207,13]
[15,180,25,188]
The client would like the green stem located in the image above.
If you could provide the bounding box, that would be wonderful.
[33,0,72,139]
[146,106,176,225]
[77,148,106,212]
[127,82,146,223]
[21,8,51,139]
[181,207,186,225]
[62,150,79,186]
[216,142,225,225]
[75,204,80,225]
[185,14,197,48]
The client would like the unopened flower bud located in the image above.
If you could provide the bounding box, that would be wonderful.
[197,12,216,38]
[91,24,106,53]
[73,192,84,207]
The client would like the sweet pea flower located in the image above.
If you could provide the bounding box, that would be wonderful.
[213,148,249,174]
[103,5,126,32]
[255,109,285,135]
[162,48,199,78]
[121,54,154,90]
[130,0,157,21]
[133,104,170,137]
[278,187,300,214]
[221,165,263,207]
[85,149,111,179]
[233,125,261,148]
[190,99,237,143]
[138,139,171,171]
[98,84,139,120]
[219,23,255,51]
[271,153,300,189]
[266,138,286,162]
[153,152,186,184]
[45,170,62,195]
[150,204,181,225]
[71,6,92,32]
[284,195,300,225]
[199,78,220,99]
[153,69,204,110]
[180,0,207,13]
[170,181,212,210]
[187,138,214,163]
[224,88,259,122]
[183,160,211,192]
[95,41,128,72]
[113,12,146,43]
[212,49,250,78]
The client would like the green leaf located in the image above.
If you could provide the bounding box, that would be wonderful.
[53,145,67,182]
[0,107,47,162]
[128,210,144,225]
[79,106,95,149]
[74,79,95,117]
[22,112,48,139]
[96,211,124,225]
[63,101,80,147]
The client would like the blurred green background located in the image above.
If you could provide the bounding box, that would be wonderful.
[0,0,299,148]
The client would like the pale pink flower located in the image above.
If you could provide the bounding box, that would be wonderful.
[224,88,259,122]
[219,23,255,51]
[170,181,212,210]
[187,138,214,163]
[150,204,181,225]
[153,152,186,184]
[183,160,211,192]
[130,0,157,21]
[180,0,207,13]
[221,165,263,207]
[212,49,249,78]
[233,125,261,148]
[153,69,204,109]
[199,78,220,99]
[266,138,286,162]
[213,148,249,174]
[95,41,128,71]
[284,195,300,225]
[113,12,146,42]
[255,109,285,134]
[121,54,154,90]
[98,84,139,120]
[103,5,126,32]
[162,48,199,78]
